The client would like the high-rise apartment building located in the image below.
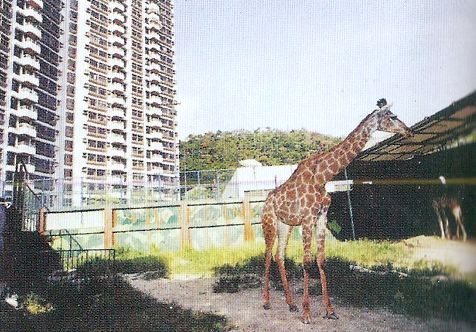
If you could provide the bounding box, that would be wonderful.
[0,0,179,206]
[0,0,13,169]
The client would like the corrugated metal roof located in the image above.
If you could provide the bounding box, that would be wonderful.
[357,91,476,162]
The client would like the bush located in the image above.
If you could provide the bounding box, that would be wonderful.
[78,255,170,279]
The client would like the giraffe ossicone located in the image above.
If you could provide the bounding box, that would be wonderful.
[261,99,412,324]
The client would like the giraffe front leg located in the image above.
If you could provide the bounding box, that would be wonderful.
[275,222,298,312]
[301,222,313,324]
[316,213,338,320]
[443,211,451,240]
[433,204,445,239]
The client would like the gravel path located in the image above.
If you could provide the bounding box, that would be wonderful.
[126,275,473,332]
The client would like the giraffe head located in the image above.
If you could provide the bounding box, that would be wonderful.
[374,98,413,137]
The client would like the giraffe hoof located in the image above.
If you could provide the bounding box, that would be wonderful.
[289,304,299,312]
[323,312,339,320]
[263,303,271,310]
[301,316,311,324]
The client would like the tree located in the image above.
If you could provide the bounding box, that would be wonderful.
[179,128,340,171]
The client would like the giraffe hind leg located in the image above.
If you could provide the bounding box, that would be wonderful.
[316,214,338,319]
[262,213,276,310]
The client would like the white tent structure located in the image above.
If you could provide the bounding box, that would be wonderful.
[221,159,353,199]
[222,160,297,199]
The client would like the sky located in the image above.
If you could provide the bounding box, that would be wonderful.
[174,0,476,140]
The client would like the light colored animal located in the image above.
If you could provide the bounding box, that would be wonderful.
[432,196,467,241]
[261,99,412,323]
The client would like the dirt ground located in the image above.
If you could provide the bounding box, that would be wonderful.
[126,275,474,332]
[404,236,476,275]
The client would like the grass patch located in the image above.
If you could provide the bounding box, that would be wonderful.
[1,278,231,332]
[112,237,465,279]
[151,245,265,277]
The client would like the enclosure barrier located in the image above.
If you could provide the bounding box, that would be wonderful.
[42,198,267,252]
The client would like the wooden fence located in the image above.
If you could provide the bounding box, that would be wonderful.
[41,198,267,252]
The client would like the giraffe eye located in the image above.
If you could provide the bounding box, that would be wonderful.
[389,114,397,119]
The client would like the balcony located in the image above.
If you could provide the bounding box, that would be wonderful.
[148,117,162,128]
[18,22,41,40]
[110,70,125,82]
[16,123,37,137]
[148,60,162,71]
[147,166,163,175]
[148,154,163,163]
[149,96,162,105]
[110,175,126,185]
[111,46,125,58]
[24,162,36,173]
[109,96,126,108]
[148,73,161,83]
[19,7,43,23]
[16,88,38,103]
[145,106,163,117]
[147,128,163,140]
[112,24,125,35]
[109,161,126,172]
[109,147,126,158]
[147,30,161,42]
[109,133,126,144]
[16,55,40,70]
[110,12,125,24]
[16,106,37,120]
[16,143,36,155]
[110,120,125,131]
[148,2,160,14]
[110,58,125,69]
[111,35,125,47]
[16,72,39,87]
[161,134,175,143]
[18,38,41,54]
[27,0,44,9]
[162,158,176,166]
[148,141,163,151]
[148,17,162,29]
[110,0,126,13]
[110,83,124,95]
[5,164,16,173]
[110,108,125,118]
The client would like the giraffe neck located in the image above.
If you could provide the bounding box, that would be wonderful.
[312,111,378,183]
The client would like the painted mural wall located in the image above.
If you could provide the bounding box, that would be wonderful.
[45,199,266,252]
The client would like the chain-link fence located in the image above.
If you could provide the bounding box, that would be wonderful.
[0,168,273,210]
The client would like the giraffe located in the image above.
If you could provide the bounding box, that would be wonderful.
[432,196,467,241]
[261,98,412,324]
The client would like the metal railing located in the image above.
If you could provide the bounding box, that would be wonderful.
[55,248,116,277]
[13,248,116,282]
[0,169,253,210]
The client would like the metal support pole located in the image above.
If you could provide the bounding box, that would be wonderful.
[216,170,220,199]
[344,168,356,240]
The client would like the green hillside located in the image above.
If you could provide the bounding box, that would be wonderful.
[179,128,340,171]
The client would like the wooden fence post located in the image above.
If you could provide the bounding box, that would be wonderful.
[39,208,46,234]
[179,202,191,250]
[104,207,113,249]
[243,198,255,242]
[222,204,230,246]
